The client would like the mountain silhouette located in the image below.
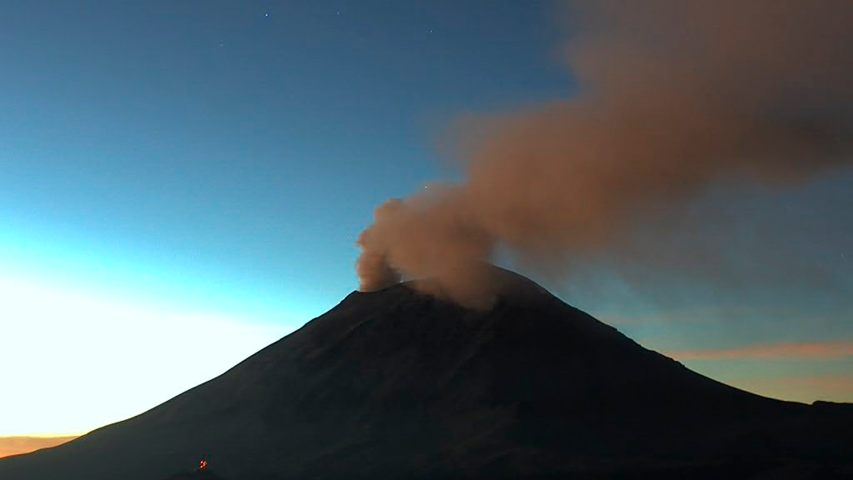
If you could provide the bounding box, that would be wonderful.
[163,470,225,480]
[1,268,851,479]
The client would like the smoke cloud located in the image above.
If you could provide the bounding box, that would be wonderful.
[357,0,853,308]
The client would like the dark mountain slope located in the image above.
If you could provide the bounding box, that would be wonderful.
[163,470,225,480]
[1,268,850,479]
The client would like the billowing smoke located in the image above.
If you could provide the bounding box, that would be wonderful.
[357,0,853,308]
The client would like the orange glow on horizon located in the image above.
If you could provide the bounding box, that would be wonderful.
[0,436,78,459]
[667,340,853,361]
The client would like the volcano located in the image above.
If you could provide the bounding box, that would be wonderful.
[1,268,851,479]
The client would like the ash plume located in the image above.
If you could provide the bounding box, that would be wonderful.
[357,0,853,308]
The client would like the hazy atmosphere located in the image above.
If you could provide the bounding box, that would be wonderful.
[2,0,851,463]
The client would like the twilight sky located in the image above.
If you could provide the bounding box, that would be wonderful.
[1,0,851,444]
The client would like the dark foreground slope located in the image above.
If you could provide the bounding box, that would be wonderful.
[1,269,851,480]
[164,470,225,480]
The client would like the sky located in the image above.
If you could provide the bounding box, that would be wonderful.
[1,0,851,451]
